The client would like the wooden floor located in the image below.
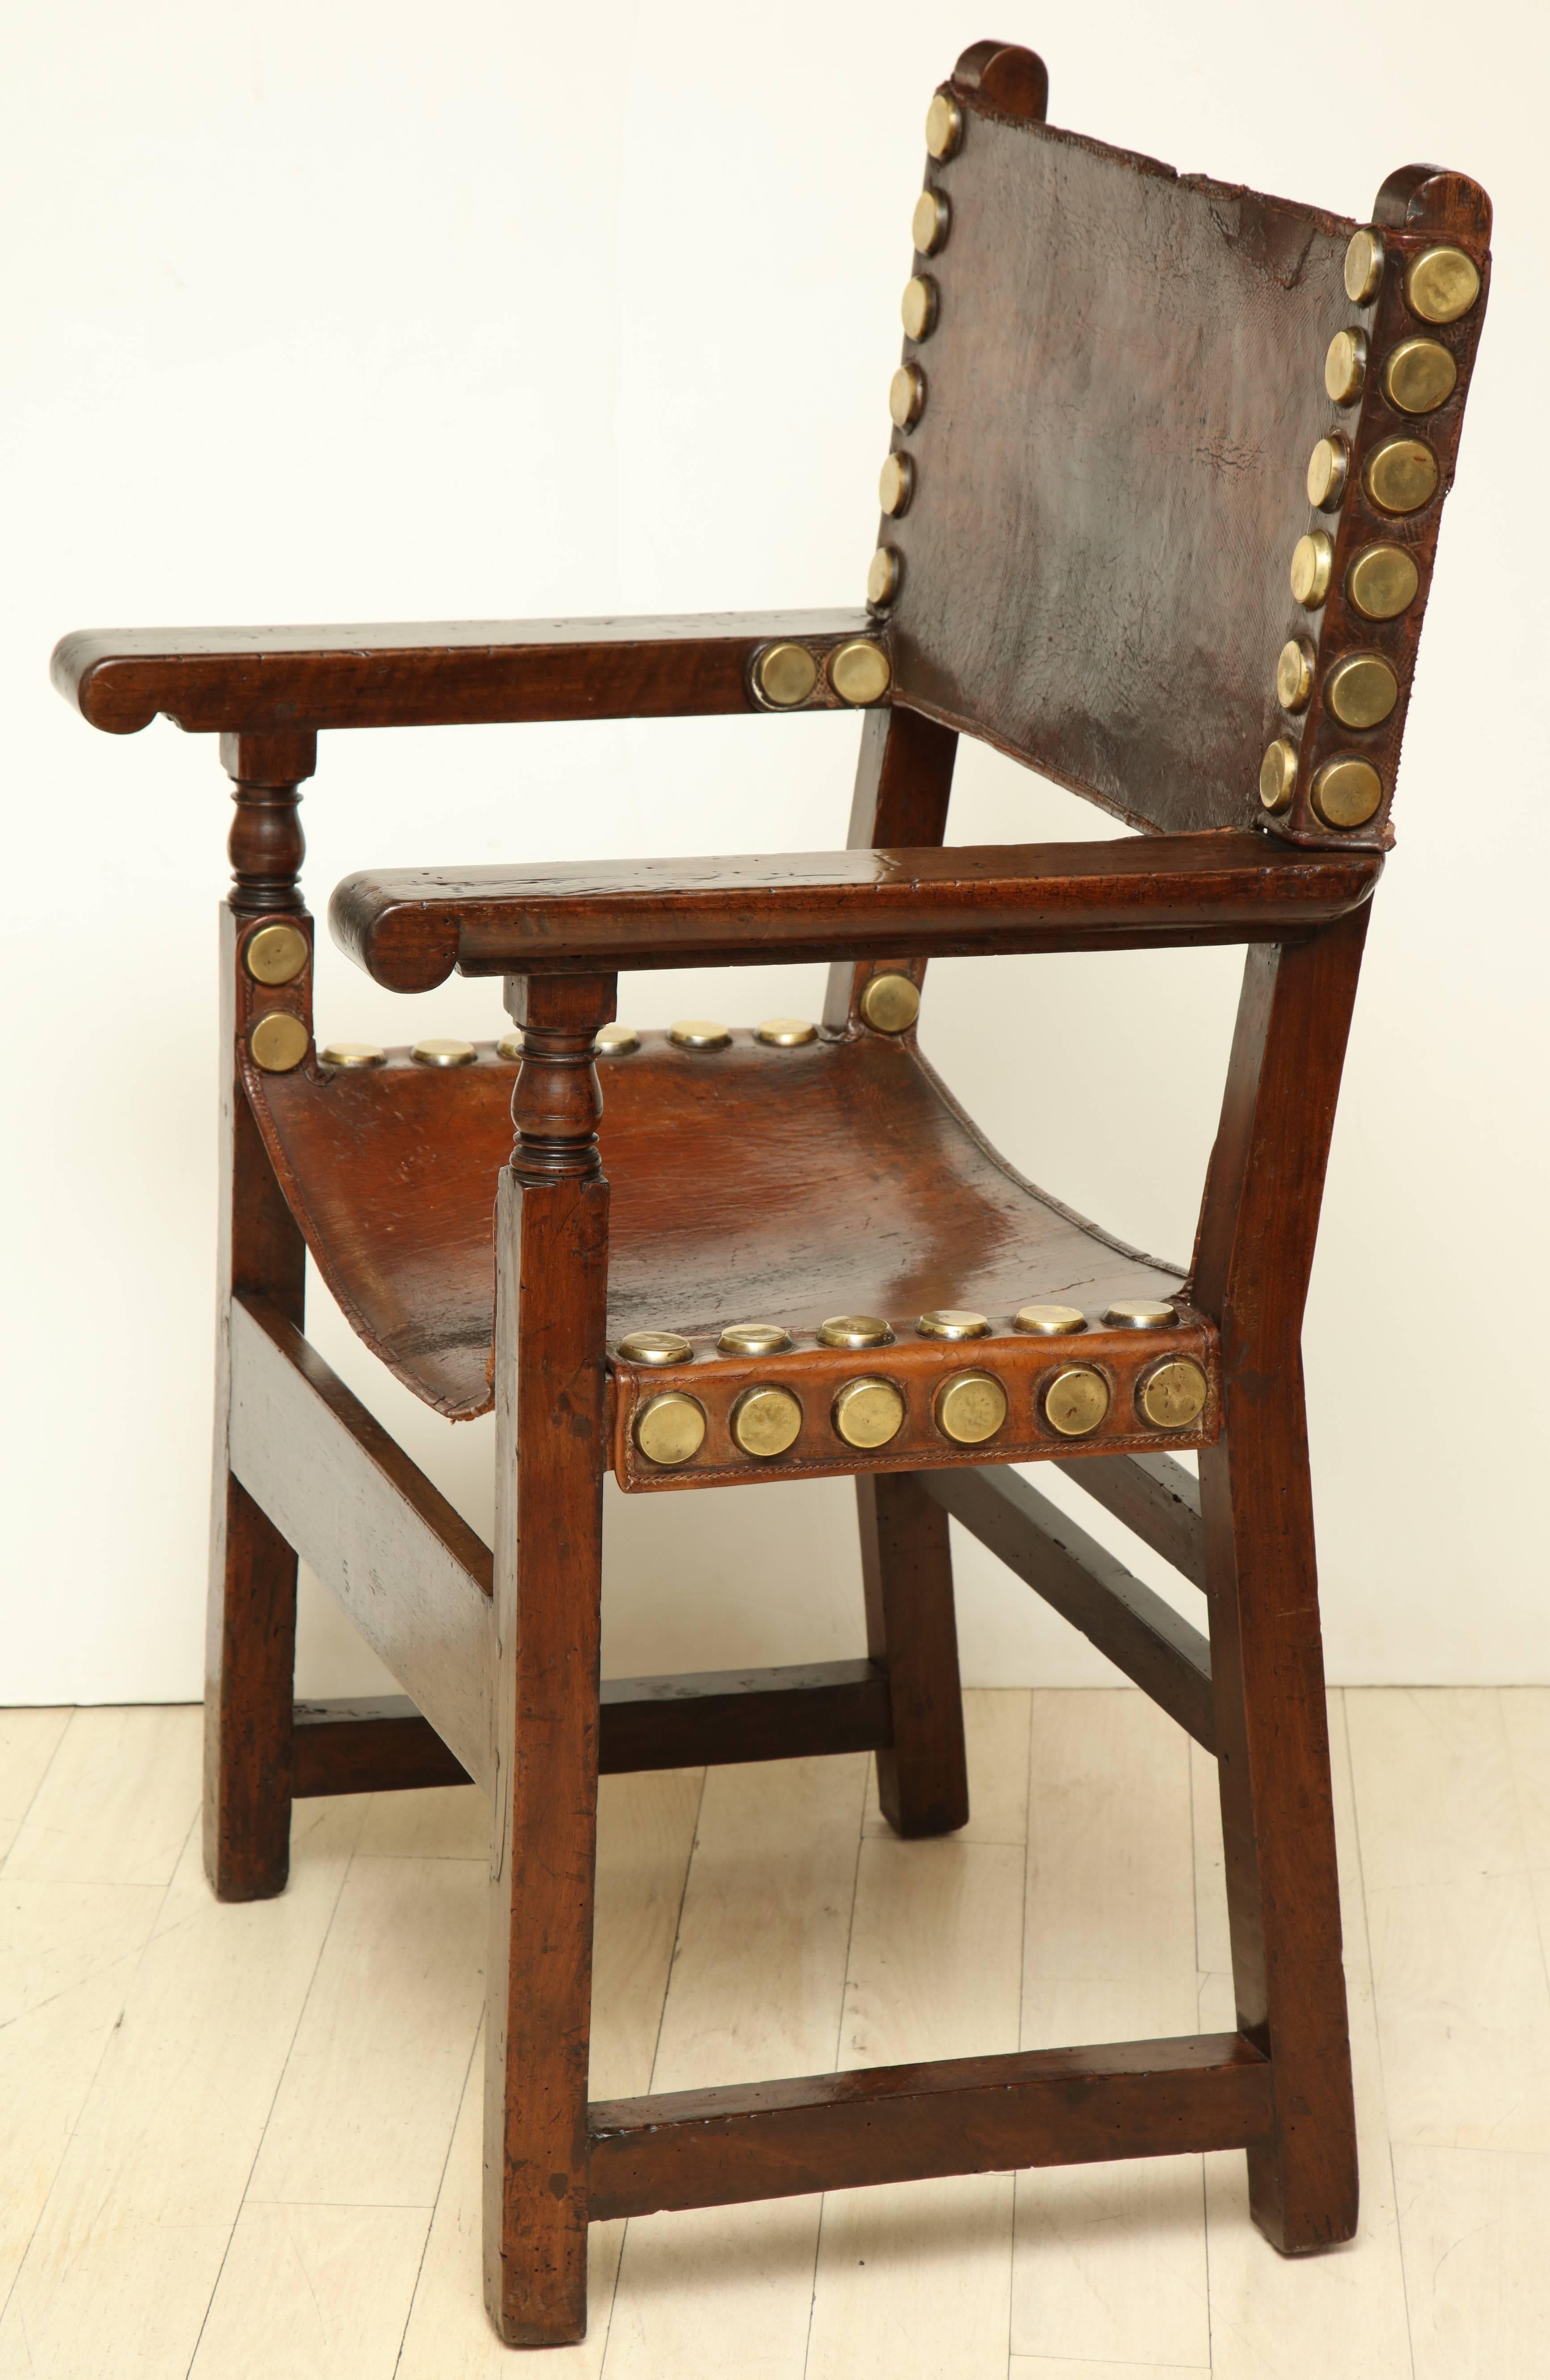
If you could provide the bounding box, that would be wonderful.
[2,1690,1547,2377]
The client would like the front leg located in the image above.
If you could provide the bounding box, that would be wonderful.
[484,973,615,2346]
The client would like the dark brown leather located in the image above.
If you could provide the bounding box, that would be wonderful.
[885,99,1357,835]
[241,1030,1185,1420]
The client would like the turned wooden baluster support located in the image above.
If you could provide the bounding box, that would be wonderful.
[505,973,618,1184]
[221,729,317,916]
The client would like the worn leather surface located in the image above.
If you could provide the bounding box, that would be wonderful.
[886,102,1357,834]
[243,1030,1184,1419]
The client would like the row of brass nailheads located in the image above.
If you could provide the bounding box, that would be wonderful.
[1261,229,1480,832]
[618,1301,1208,1466]
[754,635,892,711]
[865,89,964,615]
[297,1004,926,1073]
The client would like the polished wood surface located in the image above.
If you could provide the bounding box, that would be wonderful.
[1056,1449,1208,1591]
[333,834,1381,987]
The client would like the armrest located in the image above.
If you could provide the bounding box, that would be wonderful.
[330,834,1382,990]
[50,609,869,736]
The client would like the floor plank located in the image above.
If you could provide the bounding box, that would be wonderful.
[187,2202,430,2380]
[1347,1685,1550,2150]
[0,1709,70,1867]
[3,1705,201,1887]
[1394,2140,1550,2380]
[1013,1690,1208,2372]
[397,1768,705,2379]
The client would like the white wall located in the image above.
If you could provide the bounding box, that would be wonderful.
[4,0,1546,1703]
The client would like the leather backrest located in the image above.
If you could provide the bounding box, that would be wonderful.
[881,46,1490,846]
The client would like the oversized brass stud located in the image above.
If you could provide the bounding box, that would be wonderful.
[1306,435,1349,512]
[1363,436,1439,515]
[1139,1357,1209,1431]
[1290,531,1334,609]
[1382,336,1457,415]
[1013,1303,1086,1335]
[859,972,920,1033]
[924,91,963,160]
[245,922,309,986]
[912,187,950,255]
[731,1384,803,1458]
[888,365,925,430]
[670,1018,731,1049]
[1324,327,1368,405]
[878,452,915,517]
[596,1023,640,1054]
[935,1370,1007,1445]
[496,1028,524,1059]
[617,1330,694,1365]
[1347,542,1420,621]
[318,1040,386,1068]
[1343,227,1385,305]
[917,1309,990,1340]
[1043,1365,1111,1438]
[867,547,903,608]
[249,1012,309,1073]
[833,1376,906,1448]
[1104,1299,1177,1329]
[819,1314,894,1350]
[756,1017,817,1046]
[901,275,939,340]
[412,1037,476,1067]
[1326,652,1399,731]
[718,1321,794,1355]
[830,639,892,706]
[1275,638,1315,713]
[1259,737,1299,814]
[1405,245,1480,325]
[1310,756,1383,830]
[635,1391,706,1468]
[757,642,819,708]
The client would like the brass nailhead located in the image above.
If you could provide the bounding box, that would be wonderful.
[249,1012,309,1074]
[1404,245,1480,325]
[889,365,925,430]
[245,923,309,986]
[412,1037,476,1067]
[829,640,892,706]
[1383,336,1457,415]
[917,1309,990,1340]
[318,1040,386,1068]
[859,972,920,1033]
[1310,757,1383,830]
[1343,227,1384,305]
[1325,328,1368,405]
[757,642,819,707]
[1363,436,1439,515]
[912,188,950,255]
[1306,435,1349,511]
[669,1018,731,1049]
[924,92,963,160]
[879,453,915,517]
[1290,531,1334,609]
[617,1330,693,1366]
[934,1370,1008,1445]
[901,275,939,340]
[867,547,903,608]
[819,1314,894,1350]
[731,1384,803,1458]
[1043,1365,1111,1438]
[1103,1300,1177,1329]
[1347,543,1420,621]
[635,1392,706,1467]
[755,1017,817,1046]
[1139,1357,1209,1431]
[496,1029,524,1059]
[1013,1304,1086,1335]
[596,1024,640,1054]
[1326,653,1399,731]
[717,1321,794,1355]
[1259,738,1298,814]
[832,1376,906,1448]
[1275,639,1315,713]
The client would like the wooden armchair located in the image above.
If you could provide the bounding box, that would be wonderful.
[52,41,1490,2348]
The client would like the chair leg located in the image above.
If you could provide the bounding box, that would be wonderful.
[1202,1389,1358,2253]
[203,1469,298,1900]
[856,1471,970,1837]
